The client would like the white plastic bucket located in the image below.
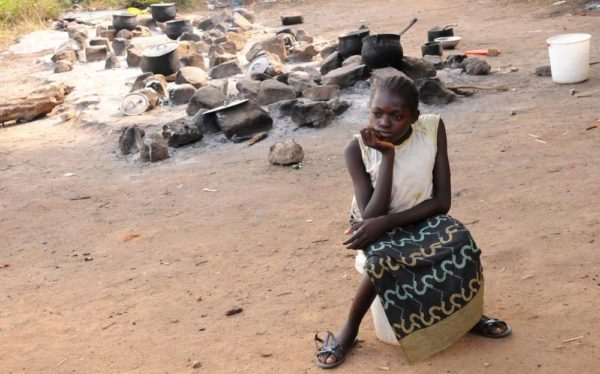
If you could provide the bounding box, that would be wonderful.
[547,33,591,84]
[355,252,400,346]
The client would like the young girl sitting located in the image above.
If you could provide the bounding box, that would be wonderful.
[315,74,511,369]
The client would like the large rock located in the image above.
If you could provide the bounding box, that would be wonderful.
[295,29,313,43]
[414,78,456,105]
[320,51,342,75]
[256,79,297,106]
[234,8,255,23]
[291,65,322,84]
[194,11,230,31]
[208,60,242,79]
[290,100,334,128]
[246,36,287,63]
[105,55,121,69]
[267,99,297,118]
[54,60,73,73]
[423,55,444,70]
[186,86,227,116]
[89,37,110,48]
[126,44,143,67]
[116,29,133,40]
[180,55,206,69]
[135,24,153,36]
[342,55,363,67]
[131,72,154,91]
[112,38,129,56]
[136,74,168,97]
[176,67,208,88]
[99,29,116,41]
[140,134,169,162]
[327,97,352,115]
[320,43,338,59]
[232,12,253,30]
[236,79,261,100]
[371,67,412,84]
[222,32,246,51]
[399,56,437,81]
[169,84,197,105]
[287,71,317,94]
[268,139,304,165]
[211,41,237,55]
[177,41,197,58]
[179,32,201,42]
[52,49,77,65]
[195,41,211,54]
[118,125,145,155]
[162,117,203,147]
[211,101,273,139]
[208,51,236,68]
[86,46,108,62]
[462,57,491,75]
[288,42,319,62]
[72,31,88,50]
[322,64,368,88]
[302,85,339,101]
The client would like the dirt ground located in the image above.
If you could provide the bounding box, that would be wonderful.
[1,0,599,373]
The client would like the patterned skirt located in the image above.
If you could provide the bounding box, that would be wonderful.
[363,214,484,363]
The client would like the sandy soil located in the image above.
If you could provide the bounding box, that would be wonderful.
[1,0,599,373]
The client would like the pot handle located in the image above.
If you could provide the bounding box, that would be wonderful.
[399,17,418,37]
[442,24,458,30]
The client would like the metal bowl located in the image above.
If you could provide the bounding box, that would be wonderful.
[434,36,462,50]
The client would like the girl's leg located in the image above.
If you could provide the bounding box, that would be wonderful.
[318,275,377,365]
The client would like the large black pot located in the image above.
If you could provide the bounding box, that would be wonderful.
[362,34,403,69]
[338,29,370,59]
[113,13,138,31]
[421,41,442,56]
[150,3,177,23]
[166,19,193,40]
[140,42,181,76]
[427,26,454,42]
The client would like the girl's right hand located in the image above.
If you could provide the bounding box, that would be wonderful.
[360,127,395,154]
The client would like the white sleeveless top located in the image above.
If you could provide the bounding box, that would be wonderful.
[350,114,440,221]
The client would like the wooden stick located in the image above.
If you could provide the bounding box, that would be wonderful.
[562,336,584,343]
[446,84,510,92]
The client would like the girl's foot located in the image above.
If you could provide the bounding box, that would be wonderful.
[470,315,512,338]
[315,325,358,368]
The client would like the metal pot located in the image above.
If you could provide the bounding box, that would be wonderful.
[421,41,442,56]
[338,29,370,59]
[165,19,193,40]
[150,3,177,23]
[112,13,137,31]
[360,17,418,69]
[427,25,454,42]
[140,42,181,76]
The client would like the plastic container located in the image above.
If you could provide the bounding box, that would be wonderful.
[547,33,592,84]
[355,252,400,346]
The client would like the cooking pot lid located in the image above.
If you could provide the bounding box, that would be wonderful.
[114,13,137,17]
[121,93,149,116]
[245,55,270,78]
[151,2,176,6]
[166,19,189,25]
[143,42,179,57]
[203,99,249,115]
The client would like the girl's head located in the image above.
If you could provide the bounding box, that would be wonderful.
[369,74,420,144]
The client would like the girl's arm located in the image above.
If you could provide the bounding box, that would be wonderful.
[344,131,395,220]
[344,120,451,249]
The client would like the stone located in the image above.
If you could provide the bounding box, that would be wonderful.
[414,78,456,105]
[236,79,261,100]
[89,38,110,48]
[194,12,229,31]
[295,29,313,43]
[186,86,227,116]
[169,84,197,105]
[223,32,246,51]
[134,25,152,37]
[233,12,253,30]
[399,56,437,81]
[371,67,412,84]
[112,38,129,56]
[268,139,304,165]
[281,15,304,26]
[320,51,342,75]
[444,54,468,69]
[535,65,552,77]
[290,100,334,128]
[267,99,297,118]
[72,31,88,49]
[320,43,338,59]
[209,51,237,68]
[327,97,352,115]
[302,85,339,101]
[99,29,116,41]
[96,25,106,37]
[131,73,154,91]
[52,49,77,65]
[288,42,319,63]
[342,55,363,67]
[208,79,229,96]
[208,60,242,79]
[135,74,168,97]
[105,55,121,69]
[291,66,322,84]
[126,44,143,67]
[140,134,169,162]
[207,29,224,39]
[215,22,230,33]
[138,17,157,30]
[211,101,273,139]
[212,41,237,55]
[54,60,73,73]
[180,55,206,70]
[162,117,203,147]
[275,73,289,85]
[118,125,145,155]
[256,79,297,106]
[116,29,133,40]
[234,8,255,23]
[177,41,197,58]
[322,64,368,89]
[196,41,211,54]
[176,67,208,88]
[462,57,491,75]
[423,55,444,70]
[86,46,108,62]
[287,71,317,93]
[246,36,287,63]
[263,53,285,76]
[179,32,201,42]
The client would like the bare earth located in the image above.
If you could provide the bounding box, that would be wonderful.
[1,0,599,373]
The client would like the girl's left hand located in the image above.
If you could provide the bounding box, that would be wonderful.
[343,217,387,250]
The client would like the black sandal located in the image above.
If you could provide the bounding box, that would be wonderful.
[314,332,356,369]
[471,315,512,338]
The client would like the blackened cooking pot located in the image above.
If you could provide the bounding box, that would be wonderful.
[421,41,442,56]
[360,17,417,69]
[113,13,137,31]
[150,3,177,23]
[140,42,180,76]
[166,19,193,40]
[338,29,370,59]
[427,25,454,42]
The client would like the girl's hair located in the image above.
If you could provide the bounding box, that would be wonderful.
[370,74,419,113]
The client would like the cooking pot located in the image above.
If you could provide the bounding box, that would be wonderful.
[150,3,177,23]
[166,19,193,40]
[338,29,370,59]
[113,13,138,31]
[421,41,442,56]
[427,25,455,42]
[140,42,180,76]
[361,17,417,69]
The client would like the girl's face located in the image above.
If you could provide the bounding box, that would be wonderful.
[369,90,418,145]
